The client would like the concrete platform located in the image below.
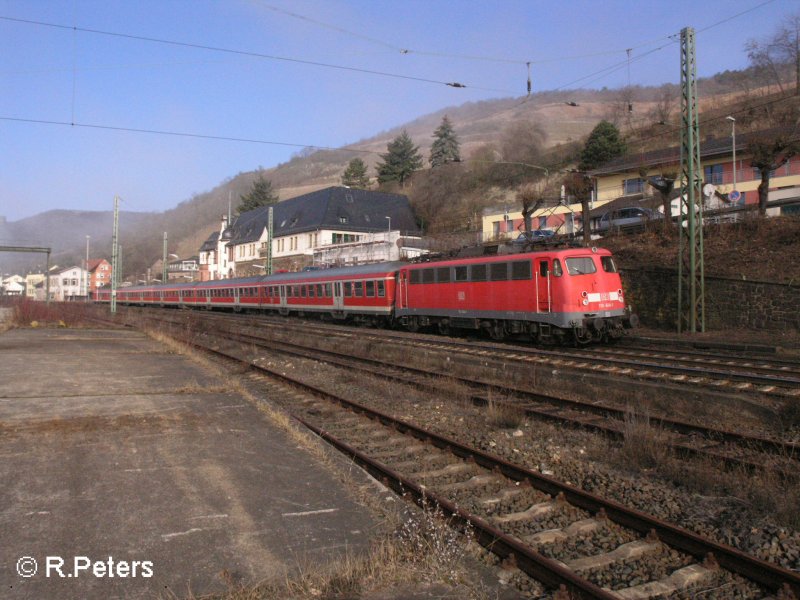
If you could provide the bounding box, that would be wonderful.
[0,328,376,599]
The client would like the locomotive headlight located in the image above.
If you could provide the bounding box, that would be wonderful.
[618,288,623,297]
[582,299,589,306]
[581,291,588,297]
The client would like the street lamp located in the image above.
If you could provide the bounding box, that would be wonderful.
[726,116,736,192]
[385,216,391,233]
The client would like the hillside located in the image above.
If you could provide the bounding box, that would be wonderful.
[5,62,792,281]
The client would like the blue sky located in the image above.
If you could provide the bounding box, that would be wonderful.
[0,0,794,221]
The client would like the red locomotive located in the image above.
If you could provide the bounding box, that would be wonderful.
[97,247,636,344]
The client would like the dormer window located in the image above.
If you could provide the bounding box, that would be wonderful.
[339,216,348,224]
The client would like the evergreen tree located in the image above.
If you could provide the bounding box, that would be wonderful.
[376,130,423,186]
[579,121,626,171]
[238,175,278,213]
[341,158,371,188]
[429,115,461,167]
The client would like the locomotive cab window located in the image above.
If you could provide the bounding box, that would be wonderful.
[601,256,617,273]
[565,257,597,275]
[552,259,563,277]
[539,262,549,277]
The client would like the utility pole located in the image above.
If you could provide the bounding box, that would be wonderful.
[111,196,119,314]
[266,206,273,275]
[677,27,705,334]
[162,231,168,284]
[85,235,90,300]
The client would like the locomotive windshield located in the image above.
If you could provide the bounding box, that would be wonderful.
[601,256,618,273]
[565,257,597,276]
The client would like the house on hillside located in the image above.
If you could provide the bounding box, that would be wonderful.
[200,186,422,278]
[87,259,112,299]
[482,129,800,242]
[48,266,87,301]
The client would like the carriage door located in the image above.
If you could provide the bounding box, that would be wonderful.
[279,285,287,309]
[398,272,407,309]
[536,259,551,313]
[333,281,343,310]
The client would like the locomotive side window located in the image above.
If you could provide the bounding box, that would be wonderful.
[471,264,487,282]
[454,266,468,282]
[601,256,617,273]
[511,261,532,280]
[539,262,549,277]
[436,267,451,283]
[354,281,363,296]
[552,260,563,277]
[410,270,421,284]
[344,282,352,297]
[565,257,597,275]
[377,281,385,297]
[422,269,435,284]
[366,281,375,297]
[490,262,508,281]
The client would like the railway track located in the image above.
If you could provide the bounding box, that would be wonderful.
[126,308,800,474]
[150,315,800,599]
[184,310,800,397]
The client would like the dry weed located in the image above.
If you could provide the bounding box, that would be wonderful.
[485,390,525,430]
[617,411,671,470]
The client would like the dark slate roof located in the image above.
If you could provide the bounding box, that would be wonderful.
[200,231,219,252]
[223,187,420,246]
[589,127,800,176]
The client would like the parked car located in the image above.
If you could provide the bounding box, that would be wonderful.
[511,230,555,245]
[595,207,662,233]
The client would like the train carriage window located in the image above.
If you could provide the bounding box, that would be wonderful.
[316,284,323,297]
[490,262,508,281]
[344,282,352,297]
[539,262,549,277]
[354,281,363,297]
[471,264,487,282]
[422,269,435,284]
[601,256,617,273]
[366,281,375,297]
[454,266,468,282]
[565,257,597,275]
[377,281,385,297]
[511,261,532,280]
[300,285,307,298]
[409,270,421,284]
[552,260,563,277]
[308,285,315,298]
[325,283,332,297]
[436,267,451,283]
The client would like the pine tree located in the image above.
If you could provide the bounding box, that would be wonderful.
[238,175,278,213]
[429,115,461,167]
[579,121,626,171]
[341,158,370,188]
[376,130,423,186]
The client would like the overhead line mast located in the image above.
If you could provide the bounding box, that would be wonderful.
[677,27,705,334]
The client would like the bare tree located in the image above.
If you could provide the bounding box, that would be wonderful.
[746,12,800,94]
[516,175,559,242]
[639,167,677,233]
[749,134,800,216]
[563,172,594,245]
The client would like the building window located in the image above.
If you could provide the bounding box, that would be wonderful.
[704,164,723,185]
[623,178,645,195]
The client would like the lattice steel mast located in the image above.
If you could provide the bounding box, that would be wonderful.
[678,27,705,333]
